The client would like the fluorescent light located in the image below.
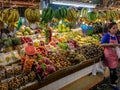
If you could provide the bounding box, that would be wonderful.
[52,1,96,8]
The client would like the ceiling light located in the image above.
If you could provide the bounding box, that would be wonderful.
[52,1,96,8]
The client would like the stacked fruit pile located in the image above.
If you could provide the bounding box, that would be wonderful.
[16,25,34,36]
[73,35,99,46]
[65,50,86,65]
[35,54,56,79]
[20,37,32,44]
[56,23,70,32]
[80,44,103,59]
[47,51,71,70]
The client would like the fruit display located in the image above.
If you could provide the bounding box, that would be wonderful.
[53,31,82,43]
[5,66,14,78]
[36,46,48,56]
[0,70,36,90]
[2,37,21,50]
[8,77,21,89]
[33,39,40,47]
[73,35,100,46]
[16,25,34,36]
[35,57,56,79]
[67,39,80,49]
[0,5,109,90]
[28,71,36,82]
[0,66,6,81]
[65,50,86,65]
[22,55,35,72]
[25,8,40,23]
[0,50,20,65]
[20,37,32,44]
[25,43,36,55]
[80,44,103,59]
[0,82,8,90]
[47,51,71,70]
[57,23,70,32]
[58,42,69,50]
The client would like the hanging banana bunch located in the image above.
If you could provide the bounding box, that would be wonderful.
[54,7,68,20]
[0,8,20,31]
[66,8,80,22]
[7,9,19,31]
[7,9,20,24]
[87,11,98,22]
[1,8,9,23]
[80,8,88,18]
[25,8,40,24]
[0,10,4,29]
[41,7,54,23]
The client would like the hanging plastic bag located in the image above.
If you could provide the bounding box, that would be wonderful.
[92,64,97,75]
[97,60,105,74]
[115,46,120,59]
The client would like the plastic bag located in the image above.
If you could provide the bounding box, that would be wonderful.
[115,46,120,59]
[92,64,97,75]
[97,60,105,74]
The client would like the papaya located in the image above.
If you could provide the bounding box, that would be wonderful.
[25,43,36,55]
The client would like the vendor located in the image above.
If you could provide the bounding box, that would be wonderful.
[101,22,120,87]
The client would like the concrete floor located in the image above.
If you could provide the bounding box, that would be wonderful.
[60,63,120,90]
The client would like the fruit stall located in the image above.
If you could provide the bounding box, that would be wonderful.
[0,0,120,90]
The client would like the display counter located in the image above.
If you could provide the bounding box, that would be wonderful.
[22,55,102,90]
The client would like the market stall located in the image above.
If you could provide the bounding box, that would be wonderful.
[1,0,120,90]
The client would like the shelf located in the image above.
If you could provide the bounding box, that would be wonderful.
[0,1,40,8]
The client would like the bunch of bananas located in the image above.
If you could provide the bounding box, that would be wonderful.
[66,8,80,22]
[54,7,67,20]
[25,8,40,23]
[0,8,19,24]
[0,8,19,31]
[80,8,88,18]
[87,11,99,22]
[41,7,54,23]
[7,9,19,24]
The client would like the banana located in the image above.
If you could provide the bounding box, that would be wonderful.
[7,10,15,23]
[14,10,19,22]
[25,8,32,23]
[35,9,40,22]
[81,8,88,18]
[41,8,47,18]
[2,9,9,23]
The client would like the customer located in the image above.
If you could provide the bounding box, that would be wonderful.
[101,22,119,87]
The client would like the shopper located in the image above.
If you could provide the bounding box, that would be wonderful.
[101,22,120,87]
